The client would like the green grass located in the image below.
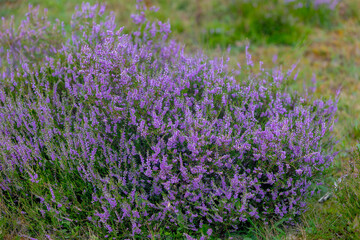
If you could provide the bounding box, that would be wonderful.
[1,0,360,239]
[300,145,360,239]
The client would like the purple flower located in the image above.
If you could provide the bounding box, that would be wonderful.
[0,1,338,238]
[29,173,39,183]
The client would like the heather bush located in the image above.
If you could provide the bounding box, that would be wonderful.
[0,2,338,239]
[0,5,65,78]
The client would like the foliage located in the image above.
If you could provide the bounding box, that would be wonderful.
[0,1,338,239]
[200,0,340,48]
[301,144,360,240]
[332,144,360,239]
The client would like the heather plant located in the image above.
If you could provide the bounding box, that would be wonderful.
[0,2,338,239]
[0,2,116,73]
[0,4,65,79]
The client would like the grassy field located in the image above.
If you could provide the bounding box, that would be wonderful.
[1,0,360,239]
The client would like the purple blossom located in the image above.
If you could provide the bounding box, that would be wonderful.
[29,172,39,183]
[0,1,338,238]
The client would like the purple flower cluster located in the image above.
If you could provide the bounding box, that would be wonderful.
[0,4,65,81]
[0,2,338,238]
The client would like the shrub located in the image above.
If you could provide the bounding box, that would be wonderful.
[0,2,338,239]
[0,4,65,78]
